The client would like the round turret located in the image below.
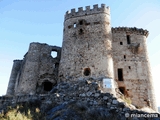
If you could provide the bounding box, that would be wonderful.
[59,4,114,82]
[112,27,157,111]
[6,60,22,96]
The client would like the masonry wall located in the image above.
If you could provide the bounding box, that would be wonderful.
[13,43,61,95]
[112,27,157,111]
[59,4,114,82]
[6,60,22,96]
[5,3,157,112]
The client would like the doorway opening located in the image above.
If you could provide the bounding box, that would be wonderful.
[118,68,123,81]
[127,35,131,44]
[43,81,53,91]
[119,87,125,95]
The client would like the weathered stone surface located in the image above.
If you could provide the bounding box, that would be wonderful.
[112,100,118,105]
[6,43,61,95]
[86,92,92,97]
[5,3,157,111]
[59,3,114,84]
[107,103,111,106]
[94,93,100,97]
[84,87,89,91]
[1,79,160,120]
[103,96,108,100]
[112,28,156,110]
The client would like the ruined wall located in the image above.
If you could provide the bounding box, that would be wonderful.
[5,3,158,112]
[13,43,61,95]
[6,60,22,96]
[59,4,114,83]
[1,79,159,119]
[112,27,157,111]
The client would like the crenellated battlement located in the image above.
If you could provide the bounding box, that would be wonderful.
[13,60,23,62]
[112,27,149,37]
[4,4,157,111]
[65,4,110,20]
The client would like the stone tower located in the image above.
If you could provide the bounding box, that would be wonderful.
[6,3,157,111]
[6,60,22,96]
[6,43,61,95]
[112,27,157,111]
[59,4,114,83]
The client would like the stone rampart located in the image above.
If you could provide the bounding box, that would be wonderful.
[65,4,110,20]
[112,27,149,37]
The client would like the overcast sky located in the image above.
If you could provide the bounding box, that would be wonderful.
[0,0,160,107]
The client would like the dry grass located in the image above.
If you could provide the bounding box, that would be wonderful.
[120,96,132,105]
[0,101,46,120]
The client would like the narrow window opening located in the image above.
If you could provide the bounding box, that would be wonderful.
[68,25,72,29]
[79,20,83,25]
[43,81,53,91]
[79,29,84,35]
[124,55,126,59]
[119,87,125,95]
[85,23,90,26]
[55,63,59,69]
[94,22,100,25]
[74,23,76,28]
[127,35,131,44]
[51,51,57,58]
[118,68,123,81]
[128,66,131,69]
[84,68,91,76]
[120,42,123,45]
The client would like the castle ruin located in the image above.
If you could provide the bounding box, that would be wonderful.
[6,4,157,111]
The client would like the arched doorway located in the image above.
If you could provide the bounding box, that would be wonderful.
[43,81,53,91]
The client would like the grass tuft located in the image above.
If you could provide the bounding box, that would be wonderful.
[0,101,46,120]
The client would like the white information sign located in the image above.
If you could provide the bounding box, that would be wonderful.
[103,78,114,88]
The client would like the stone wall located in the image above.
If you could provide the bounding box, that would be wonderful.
[2,79,116,106]
[5,3,158,113]
[1,79,159,120]
[112,27,157,111]
[8,43,61,95]
[6,60,22,96]
[59,4,114,83]
[65,4,110,20]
